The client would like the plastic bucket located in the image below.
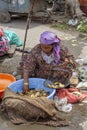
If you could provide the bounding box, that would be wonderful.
[8,78,56,99]
[0,73,16,99]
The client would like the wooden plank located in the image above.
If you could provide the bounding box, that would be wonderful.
[7,44,16,58]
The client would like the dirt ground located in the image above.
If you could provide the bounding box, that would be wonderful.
[0,16,87,130]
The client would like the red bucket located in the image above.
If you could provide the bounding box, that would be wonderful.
[0,73,16,99]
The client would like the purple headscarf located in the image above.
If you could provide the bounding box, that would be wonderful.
[40,31,61,64]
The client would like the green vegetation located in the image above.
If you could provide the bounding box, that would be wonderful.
[51,22,70,30]
[50,21,77,32]
[77,20,87,33]
[50,19,87,34]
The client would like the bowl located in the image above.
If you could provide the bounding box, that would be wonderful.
[8,78,56,99]
[0,73,16,99]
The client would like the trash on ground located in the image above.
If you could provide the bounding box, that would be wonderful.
[67,19,78,26]
[54,96,72,113]
[56,87,87,104]
[76,82,87,90]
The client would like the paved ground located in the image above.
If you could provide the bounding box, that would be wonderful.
[0,17,87,130]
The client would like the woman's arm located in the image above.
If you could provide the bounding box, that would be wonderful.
[23,71,29,94]
[23,53,36,94]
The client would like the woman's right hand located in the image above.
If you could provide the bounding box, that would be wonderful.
[23,83,29,94]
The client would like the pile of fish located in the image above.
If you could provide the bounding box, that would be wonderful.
[47,82,65,89]
[17,89,50,98]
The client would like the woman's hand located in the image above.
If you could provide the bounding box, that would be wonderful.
[23,72,29,94]
[23,83,29,94]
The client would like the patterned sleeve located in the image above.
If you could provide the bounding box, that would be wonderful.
[23,53,36,76]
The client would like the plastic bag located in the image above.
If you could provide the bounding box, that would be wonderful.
[78,66,87,81]
[4,30,23,46]
[76,82,87,90]
[56,88,87,103]
[67,19,78,26]
[75,56,87,66]
[54,96,72,113]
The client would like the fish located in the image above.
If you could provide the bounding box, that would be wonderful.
[17,89,49,98]
[47,82,64,89]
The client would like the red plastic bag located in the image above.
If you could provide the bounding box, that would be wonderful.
[56,88,87,103]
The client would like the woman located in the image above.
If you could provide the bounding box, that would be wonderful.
[23,31,76,93]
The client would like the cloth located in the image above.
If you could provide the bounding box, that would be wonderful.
[0,36,9,56]
[41,51,54,64]
[40,31,61,64]
[56,87,87,103]
[0,27,4,36]
[23,44,76,84]
[40,31,60,44]
[0,27,10,56]
[1,88,69,127]
[53,44,60,65]
[0,27,23,56]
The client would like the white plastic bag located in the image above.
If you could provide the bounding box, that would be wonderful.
[54,96,72,113]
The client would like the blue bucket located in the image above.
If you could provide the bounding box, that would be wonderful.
[8,78,56,99]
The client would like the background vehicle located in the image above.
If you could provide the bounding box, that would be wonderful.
[0,0,48,23]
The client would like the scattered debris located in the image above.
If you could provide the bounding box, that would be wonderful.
[67,19,79,26]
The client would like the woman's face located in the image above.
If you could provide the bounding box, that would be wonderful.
[41,44,54,55]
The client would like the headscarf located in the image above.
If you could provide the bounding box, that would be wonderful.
[40,31,61,65]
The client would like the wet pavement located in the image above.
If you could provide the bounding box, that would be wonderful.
[0,17,87,130]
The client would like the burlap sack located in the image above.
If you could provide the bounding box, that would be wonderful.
[1,88,69,127]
